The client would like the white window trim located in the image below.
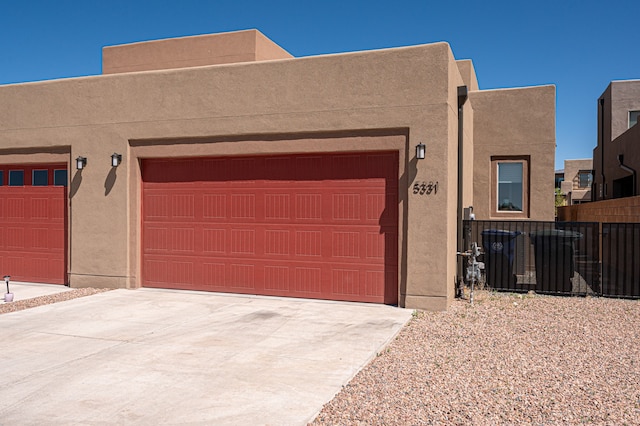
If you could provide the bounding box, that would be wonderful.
[491,156,530,219]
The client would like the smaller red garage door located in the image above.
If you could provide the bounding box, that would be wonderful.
[0,164,68,284]
[142,152,398,304]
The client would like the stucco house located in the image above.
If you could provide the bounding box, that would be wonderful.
[559,159,593,205]
[593,79,640,200]
[0,30,555,310]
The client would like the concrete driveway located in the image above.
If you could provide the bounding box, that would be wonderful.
[0,288,412,425]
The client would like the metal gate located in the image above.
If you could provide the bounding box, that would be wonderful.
[464,220,639,299]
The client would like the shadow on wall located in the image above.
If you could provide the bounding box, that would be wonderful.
[104,168,116,196]
[70,168,118,197]
[69,170,82,199]
[398,154,419,307]
[406,156,418,185]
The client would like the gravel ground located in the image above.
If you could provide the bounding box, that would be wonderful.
[0,288,112,315]
[312,291,640,425]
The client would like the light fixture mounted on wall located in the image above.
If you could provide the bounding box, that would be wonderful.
[111,153,122,167]
[416,143,426,160]
[76,156,87,170]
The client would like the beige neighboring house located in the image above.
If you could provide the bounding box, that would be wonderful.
[0,30,555,310]
[560,159,593,205]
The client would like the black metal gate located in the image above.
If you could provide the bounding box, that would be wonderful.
[601,223,640,298]
[464,220,638,299]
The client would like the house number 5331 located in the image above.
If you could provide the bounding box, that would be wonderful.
[413,181,438,195]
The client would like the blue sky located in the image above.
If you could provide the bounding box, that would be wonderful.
[0,0,637,168]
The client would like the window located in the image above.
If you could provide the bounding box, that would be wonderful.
[9,170,24,186]
[53,169,68,187]
[498,163,523,211]
[32,169,48,186]
[630,110,639,128]
[491,157,529,218]
[0,170,3,186]
[578,171,593,189]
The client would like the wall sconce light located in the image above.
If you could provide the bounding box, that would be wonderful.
[111,153,122,167]
[76,156,87,170]
[416,143,426,160]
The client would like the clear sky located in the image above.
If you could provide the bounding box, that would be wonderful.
[1,0,637,169]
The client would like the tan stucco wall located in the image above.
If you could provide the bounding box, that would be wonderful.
[560,158,592,203]
[594,81,640,200]
[609,80,640,141]
[455,60,479,92]
[470,85,556,221]
[0,41,462,310]
[561,159,592,190]
[102,29,293,74]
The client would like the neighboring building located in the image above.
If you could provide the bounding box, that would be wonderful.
[559,159,593,205]
[0,30,555,310]
[593,80,640,200]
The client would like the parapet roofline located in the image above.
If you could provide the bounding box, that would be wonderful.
[102,29,293,74]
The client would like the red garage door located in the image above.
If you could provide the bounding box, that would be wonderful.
[142,153,398,304]
[0,164,68,284]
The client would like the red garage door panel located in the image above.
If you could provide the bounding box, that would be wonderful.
[142,153,398,304]
[0,164,67,284]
